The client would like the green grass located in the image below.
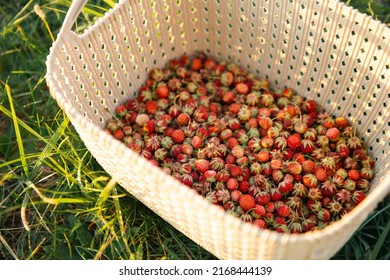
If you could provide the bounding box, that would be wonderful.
[0,0,389,260]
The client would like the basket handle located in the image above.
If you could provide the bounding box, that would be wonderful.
[59,0,88,36]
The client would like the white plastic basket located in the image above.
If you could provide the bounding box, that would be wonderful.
[45,0,390,259]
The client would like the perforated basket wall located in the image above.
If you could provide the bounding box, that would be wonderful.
[46,0,390,259]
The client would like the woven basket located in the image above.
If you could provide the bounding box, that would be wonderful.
[45,0,390,259]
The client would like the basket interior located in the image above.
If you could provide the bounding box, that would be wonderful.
[48,0,390,187]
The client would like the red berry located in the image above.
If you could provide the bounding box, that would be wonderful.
[113,129,124,140]
[194,159,210,173]
[348,169,361,181]
[145,100,158,114]
[335,117,349,128]
[315,167,327,182]
[287,134,301,151]
[116,105,127,117]
[191,135,203,149]
[239,194,256,213]
[226,178,239,191]
[302,160,316,173]
[277,204,290,217]
[191,58,202,71]
[287,161,302,175]
[235,83,249,95]
[326,127,340,140]
[156,85,169,99]
[177,113,190,126]
[257,150,270,163]
[171,129,185,144]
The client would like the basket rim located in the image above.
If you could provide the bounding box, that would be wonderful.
[45,0,390,252]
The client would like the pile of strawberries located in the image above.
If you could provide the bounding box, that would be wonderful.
[105,52,375,233]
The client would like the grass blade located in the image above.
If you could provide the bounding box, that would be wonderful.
[0,232,19,260]
[3,83,29,176]
[370,217,390,259]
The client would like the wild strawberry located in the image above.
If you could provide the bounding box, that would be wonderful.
[229,165,243,178]
[176,113,190,126]
[347,169,360,181]
[303,174,318,188]
[344,156,359,170]
[335,117,349,128]
[156,85,169,99]
[301,159,316,173]
[322,116,335,128]
[252,204,266,218]
[216,169,230,182]
[360,167,374,180]
[270,188,283,201]
[344,179,356,191]
[269,157,282,170]
[293,152,305,163]
[255,191,270,205]
[193,106,208,123]
[308,188,323,201]
[209,157,225,171]
[347,136,363,149]
[145,100,158,114]
[171,129,185,144]
[248,162,262,175]
[307,199,322,212]
[321,180,337,197]
[116,105,128,117]
[287,161,302,175]
[135,113,149,127]
[230,189,242,202]
[272,169,284,182]
[293,121,308,134]
[287,133,301,151]
[303,128,317,141]
[315,167,327,182]
[253,219,267,229]
[325,127,340,140]
[356,178,371,191]
[191,135,203,149]
[277,204,290,217]
[257,150,270,163]
[274,136,287,150]
[113,129,125,140]
[204,170,217,182]
[219,71,234,87]
[239,194,256,213]
[336,143,350,158]
[352,190,366,205]
[301,218,316,232]
[336,189,351,204]
[235,82,249,95]
[194,159,210,173]
[300,139,315,154]
[226,177,239,191]
[258,116,273,130]
[190,57,202,71]
[292,182,307,197]
[260,136,274,149]
[261,162,273,176]
[302,99,317,113]
[321,156,337,171]
[231,145,244,159]
[278,179,293,194]
[317,208,331,221]
[327,199,343,215]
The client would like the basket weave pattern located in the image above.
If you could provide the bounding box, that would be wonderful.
[46,0,390,259]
